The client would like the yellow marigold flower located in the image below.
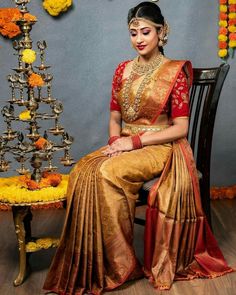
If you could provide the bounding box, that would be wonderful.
[36,238,53,249]
[218,20,228,27]
[219,5,227,12]
[229,12,236,19]
[19,110,31,120]
[218,49,228,57]
[218,34,228,41]
[229,0,236,4]
[229,40,236,47]
[43,0,72,17]
[26,242,38,252]
[228,25,236,32]
[21,49,36,64]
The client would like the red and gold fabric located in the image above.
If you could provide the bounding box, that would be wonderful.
[43,59,233,294]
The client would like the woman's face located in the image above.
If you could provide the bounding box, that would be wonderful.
[129,19,160,58]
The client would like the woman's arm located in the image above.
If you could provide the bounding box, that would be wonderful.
[103,117,188,156]
[140,117,188,146]
[109,111,122,137]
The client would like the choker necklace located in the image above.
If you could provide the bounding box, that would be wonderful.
[121,54,164,121]
[132,53,163,75]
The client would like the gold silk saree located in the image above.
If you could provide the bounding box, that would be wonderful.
[43,60,233,294]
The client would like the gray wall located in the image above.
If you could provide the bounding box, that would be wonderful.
[0,0,235,186]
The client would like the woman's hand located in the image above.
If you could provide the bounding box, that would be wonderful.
[103,137,133,157]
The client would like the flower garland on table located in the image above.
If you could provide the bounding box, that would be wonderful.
[43,0,73,17]
[0,174,69,204]
[218,0,236,59]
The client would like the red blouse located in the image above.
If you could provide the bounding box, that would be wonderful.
[110,61,190,119]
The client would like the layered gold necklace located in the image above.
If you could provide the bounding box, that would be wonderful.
[121,53,164,121]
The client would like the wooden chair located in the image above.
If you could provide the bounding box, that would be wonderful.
[134,63,230,228]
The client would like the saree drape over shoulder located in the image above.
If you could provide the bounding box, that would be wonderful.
[43,60,233,295]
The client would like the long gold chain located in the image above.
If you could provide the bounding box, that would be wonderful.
[121,54,163,121]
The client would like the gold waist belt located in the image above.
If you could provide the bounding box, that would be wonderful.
[122,123,169,135]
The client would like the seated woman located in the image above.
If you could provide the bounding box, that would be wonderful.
[43,2,233,294]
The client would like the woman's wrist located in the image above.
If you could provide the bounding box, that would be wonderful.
[131,134,143,149]
[108,136,120,145]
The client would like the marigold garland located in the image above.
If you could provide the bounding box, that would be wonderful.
[26,237,60,252]
[0,174,68,204]
[28,73,44,87]
[43,0,73,17]
[218,0,236,59]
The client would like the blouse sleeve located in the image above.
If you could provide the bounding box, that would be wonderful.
[110,61,130,112]
[170,70,190,119]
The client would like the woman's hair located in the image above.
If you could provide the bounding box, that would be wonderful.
[127,2,165,54]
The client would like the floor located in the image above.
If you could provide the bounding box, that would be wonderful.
[0,199,236,295]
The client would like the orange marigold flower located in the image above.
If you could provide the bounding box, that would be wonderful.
[0,8,21,38]
[219,12,228,20]
[26,178,40,190]
[28,73,44,87]
[0,22,21,38]
[229,32,236,40]
[24,13,37,22]
[219,0,227,3]
[219,27,228,35]
[219,41,228,49]
[229,4,236,12]
[42,171,62,187]
[35,137,48,150]
[229,19,236,25]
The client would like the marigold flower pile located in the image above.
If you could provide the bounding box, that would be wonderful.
[43,0,72,16]
[0,8,21,38]
[218,0,236,58]
[0,8,37,39]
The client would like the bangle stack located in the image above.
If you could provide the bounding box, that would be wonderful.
[131,135,143,149]
[108,136,120,145]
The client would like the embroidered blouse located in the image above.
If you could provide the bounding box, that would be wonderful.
[110,61,190,119]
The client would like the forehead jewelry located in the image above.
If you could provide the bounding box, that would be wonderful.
[128,17,163,29]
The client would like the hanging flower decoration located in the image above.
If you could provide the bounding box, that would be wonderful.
[0,8,21,38]
[19,110,31,121]
[218,0,236,59]
[21,48,37,64]
[43,0,73,17]
[28,73,44,87]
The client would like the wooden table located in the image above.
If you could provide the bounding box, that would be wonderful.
[0,199,65,286]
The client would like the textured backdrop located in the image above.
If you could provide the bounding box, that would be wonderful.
[0,0,235,185]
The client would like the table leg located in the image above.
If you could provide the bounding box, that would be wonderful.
[12,206,31,286]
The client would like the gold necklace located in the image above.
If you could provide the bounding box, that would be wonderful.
[121,54,164,121]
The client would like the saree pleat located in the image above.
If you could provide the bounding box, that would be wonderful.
[44,145,172,294]
[144,139,233,290]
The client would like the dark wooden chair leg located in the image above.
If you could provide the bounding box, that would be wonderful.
[12,206,31,286]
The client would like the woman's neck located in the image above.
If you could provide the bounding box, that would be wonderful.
[138,49,161,65]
